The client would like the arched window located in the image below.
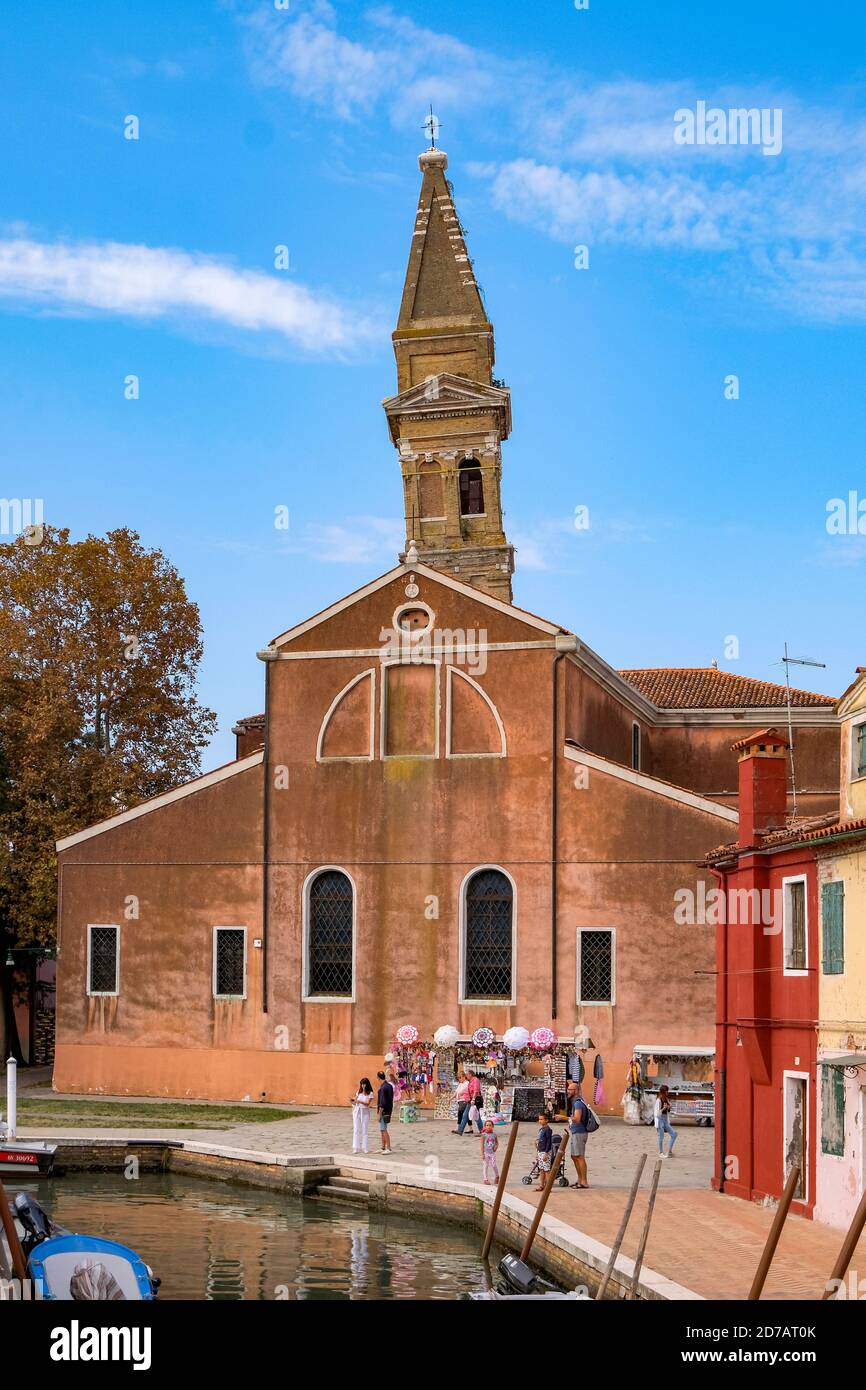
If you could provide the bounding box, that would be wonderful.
[463,868,513,1000]
[459,458,485,516]
[306,870,354,998]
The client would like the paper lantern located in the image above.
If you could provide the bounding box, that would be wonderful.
[395,1024,420,1047]
[472,1026,495,1049]
[530,1026,557,1052]
[503,1026,530,1051]
[433,1025,460,1048]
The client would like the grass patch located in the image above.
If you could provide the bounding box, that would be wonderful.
[16,1098,305,1129]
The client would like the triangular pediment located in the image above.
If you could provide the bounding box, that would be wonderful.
[383,372,510,415]
[269,562,562,650]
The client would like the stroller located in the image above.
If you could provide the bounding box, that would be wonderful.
[521,1131,570,1187]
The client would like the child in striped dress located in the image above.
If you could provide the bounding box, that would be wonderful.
[481,1120,500,1185]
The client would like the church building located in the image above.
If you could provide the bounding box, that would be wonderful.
[54,147,839,1106]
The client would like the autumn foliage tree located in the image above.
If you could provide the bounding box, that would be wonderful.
[0,526,216,1055]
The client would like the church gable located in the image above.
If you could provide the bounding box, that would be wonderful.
[271,565,561,655]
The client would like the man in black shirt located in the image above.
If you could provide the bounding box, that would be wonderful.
[376,1071,394,1153]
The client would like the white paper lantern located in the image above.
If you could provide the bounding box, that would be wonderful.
[433,1024,460,1048]
[503,1026,530,1051]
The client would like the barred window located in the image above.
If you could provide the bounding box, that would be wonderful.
[577,928,614,1004]
[631,722,641,772]
[463,869,513,1000]
[213,927,246,999]
[307,870,354,998]
[87,925,119,996]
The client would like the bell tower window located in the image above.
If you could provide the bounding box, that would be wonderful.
[459,459,484,516]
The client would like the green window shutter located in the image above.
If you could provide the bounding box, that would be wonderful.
[821,881,844,976]
[858,724,866,776]
[821,1064,845,1157]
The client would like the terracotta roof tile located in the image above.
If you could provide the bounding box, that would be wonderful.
[620,667,835,710]
[705,811,851,860]
[232,713,265,733]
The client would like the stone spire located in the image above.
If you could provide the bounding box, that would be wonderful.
[383,148,515,602]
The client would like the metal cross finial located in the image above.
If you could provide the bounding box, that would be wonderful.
[423,107,440,149]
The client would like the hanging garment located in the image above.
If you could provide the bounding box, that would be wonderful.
[594,1054,604,1079]
[567,1053,585,1083]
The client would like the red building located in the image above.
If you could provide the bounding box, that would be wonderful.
[708,729,822,1217]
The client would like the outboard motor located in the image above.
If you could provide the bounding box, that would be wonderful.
[496,1252,563,1297]
[13,1192,62,1256]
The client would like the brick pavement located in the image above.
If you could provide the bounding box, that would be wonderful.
[526,1186,864,1300]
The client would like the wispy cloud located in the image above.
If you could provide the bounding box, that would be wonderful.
[283,515,405,565]
[0,236,382,355]
[513,514,658,572]
[241,0,502,123]
[238,0,866,323]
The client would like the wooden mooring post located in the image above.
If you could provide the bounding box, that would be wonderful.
[822,1182,866,1299]
[626,1157,662,1300]
[481,1121,519,1262]
[0,1175,27,1284]
[748,1164,800,1300]
[596,1153,646,1300]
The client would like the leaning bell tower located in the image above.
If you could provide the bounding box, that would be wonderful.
[383,144,515,602]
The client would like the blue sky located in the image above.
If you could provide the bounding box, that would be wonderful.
[2,0,865,767]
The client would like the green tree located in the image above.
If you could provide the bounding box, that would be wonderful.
[0,526,217,1058]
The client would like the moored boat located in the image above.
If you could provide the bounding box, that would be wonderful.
[0,1141,57,1177]
[3,1190,159,1300]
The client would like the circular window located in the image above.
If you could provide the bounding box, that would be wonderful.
[393,602,434,635]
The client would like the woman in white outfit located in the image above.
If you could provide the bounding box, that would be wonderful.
[352,1077,374,1154]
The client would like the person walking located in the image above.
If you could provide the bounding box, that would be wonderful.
[452,1075,471,1134]
[352,1077,374,1154]
[568,1088,591,1188]
[376,1070,394,1153]
[457,1071,484,1135]
[480,1120,499,1185]
[654,1084,677,1157]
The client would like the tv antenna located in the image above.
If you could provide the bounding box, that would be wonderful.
[776,643,826,817]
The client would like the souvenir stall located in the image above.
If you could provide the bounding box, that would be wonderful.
[622,1045,715,1126]
[387,1026,435,1123]
[424,1025,595,1123]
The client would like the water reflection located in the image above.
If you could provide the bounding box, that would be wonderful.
[20,1174,497,1301]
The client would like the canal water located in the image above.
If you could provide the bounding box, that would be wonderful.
[20,1173,502,1300]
